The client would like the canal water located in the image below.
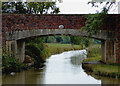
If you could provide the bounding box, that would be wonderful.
[2,50,120,84]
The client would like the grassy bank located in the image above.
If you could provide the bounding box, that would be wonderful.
[46,43,82,55]
[25,43,82,68]
[2,42,82,74]
[82,45,120,79]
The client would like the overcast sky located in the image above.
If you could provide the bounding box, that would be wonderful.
[56,0,119,14]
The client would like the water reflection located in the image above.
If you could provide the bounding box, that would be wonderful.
[43,50,101,84]
[86,71,120,85]
[2,50,120,85]
[70,55,85,66]
[2,69,45,84]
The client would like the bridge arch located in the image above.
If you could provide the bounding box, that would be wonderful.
[5,29,117,64]
[2,14,120,64]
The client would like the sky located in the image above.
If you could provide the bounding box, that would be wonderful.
[56,0,119,14]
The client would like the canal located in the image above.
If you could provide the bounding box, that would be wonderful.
[2,50,120,84]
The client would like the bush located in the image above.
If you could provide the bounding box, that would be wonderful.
[87,45,101,58]
[2,51,24,74]
[25,38,50,68]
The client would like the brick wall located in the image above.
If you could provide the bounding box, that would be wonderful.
[115,15,120,64]
[101,14,120,31]
[2,14,120,63]
[2,14,120,31]
[2,14,86,31]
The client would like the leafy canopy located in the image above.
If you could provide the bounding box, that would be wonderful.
[2,2,60,14]
[81,2,115,36]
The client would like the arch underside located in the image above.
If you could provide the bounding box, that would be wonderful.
[5,29,116,41]
[5,29,119,64]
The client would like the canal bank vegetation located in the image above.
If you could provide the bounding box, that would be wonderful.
[25,37,50,68]
[2,50,25,74]
[24,36,93,69]
[82,45,120,79]
[2,36,88,74]
[2,35,103,74]
[2,35,98,74]
[81,2,120,79]
[2,2,60,73]
[44,35,94,55]
[2,37,50,74]
[45,36,81,55]
[25,36,84,68]
[87,44,101,58]
[46,43,82,55]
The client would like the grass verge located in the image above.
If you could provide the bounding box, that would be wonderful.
[82,45,120,79]
[46,43,82,55]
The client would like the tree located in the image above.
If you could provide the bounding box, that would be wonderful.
[26,2,60,14]
[2,1,60,69]
[70,36,91,48]
[61,36,71,44]
[45,36,56,43]
[54,36,63,43]
[2,2,27,14]
[81,2,115,36]
[2,2,60,14]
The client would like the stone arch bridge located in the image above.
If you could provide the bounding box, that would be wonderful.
[2,14,120,64]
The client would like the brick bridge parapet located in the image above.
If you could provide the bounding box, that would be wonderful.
[2,14,120,64]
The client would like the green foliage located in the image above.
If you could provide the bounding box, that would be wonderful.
[45,36,56,43]
[54,36,63,43]
[2,2,27,14]
[26,2,60,14]
[82,62,120,78]
[45,35,71,44]
[81,13,106,36]
[61,36,71,44]
[2,2,60,14]
[46,43,82,55]
[70,36,81,45]
[25,37,50,68]
[70,36,92,47]
[45,36,100,47]
[81,2,115,36]
[2,51,24,74]
[83,52,120,79]
[87,44,101,58]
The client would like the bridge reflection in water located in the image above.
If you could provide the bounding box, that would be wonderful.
[2,50,120,85]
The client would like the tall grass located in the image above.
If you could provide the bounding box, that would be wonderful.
[87,44,101,58]
[46,43,82,55]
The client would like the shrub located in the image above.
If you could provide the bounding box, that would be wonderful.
[25,38,50,68]
[2,51,24,74]
[87,45,101,58]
